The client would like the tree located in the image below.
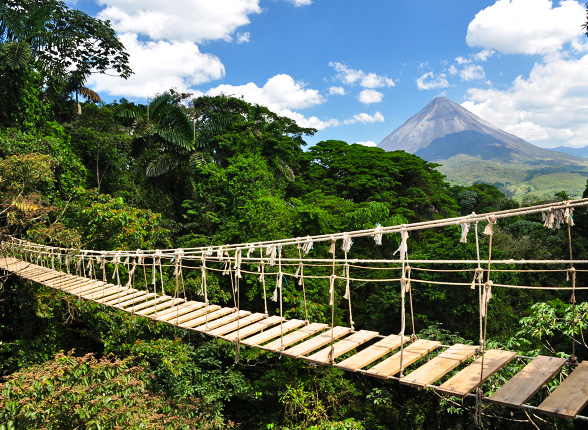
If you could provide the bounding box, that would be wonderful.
[0,0,132,128]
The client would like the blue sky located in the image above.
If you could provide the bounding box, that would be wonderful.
[69,0,588,148]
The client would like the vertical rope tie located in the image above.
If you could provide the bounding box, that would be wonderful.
[277,245,284,351]
[296,240,309,324]
[173,249,184,324]
[328,238,337,364]
[302,236,313,255]
[566,206,578,366]
[394,229,409,261]
[266,244,277,267]
[258,255,268,315]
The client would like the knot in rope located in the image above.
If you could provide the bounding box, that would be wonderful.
[233,248,242,279]
[481,280,493,317]
[483,216,496,235]
[246,244,256,258]
[271,271,283,302]
[373,224,383,245]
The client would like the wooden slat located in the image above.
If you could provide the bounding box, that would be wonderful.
[400,344,479,388]
[241,319,305,346]
[283,326,351,358]
[262,323,329,352]
[134,298,183,316]
[94,289,139,304]
[152,301,206,322]
[43,274,78,286]
[83,286,127,300]
[28,271,63,282]
[305,330,379,364]
[366,339,441,379]
[335,334,409,372]
[170,305,221,325]
[108,292,154,307]
[192,310,251,332]
[48,276,90,289]
[437,349,517,398]
[65,282,108,296]
[536,361,588,419]
[116,296,171,312]
[222,315,283,342]
[179,307,232,329]
[488,355,566,408]
[61,279,103,292]
[207,313,266,337]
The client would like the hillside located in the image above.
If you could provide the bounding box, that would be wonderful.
[378,97,588,198]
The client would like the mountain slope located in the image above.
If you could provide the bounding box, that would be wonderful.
[377,97,588,198]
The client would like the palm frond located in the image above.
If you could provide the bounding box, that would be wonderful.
[2,40,32,69]
[145,153,180,177]
[79,86,101,103]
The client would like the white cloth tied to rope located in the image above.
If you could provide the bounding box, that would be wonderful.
[483,216,496,235]
[233,248,242,278]
[173,249,183,276]
[373,224,383,245]
[329,274,336,305]
[393,229,409,261]
[460,222,470,243]
[471,267,484,290]
[481,280,493,317]
[341,233,353,253]
[271,272,283,302]
[266,244,278,267]
[329,237,336,255]
[302,236,313,255]
[542,209,555,228]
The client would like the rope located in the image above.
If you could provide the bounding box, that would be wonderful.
[296,239,309,324]
[566,208,578,366]
[328,237,337,364]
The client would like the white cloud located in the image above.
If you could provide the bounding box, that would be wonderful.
[329,62,395,88]
[460,64,485,81]
[286,0,312,5]
[455,56,470,65]
[329,86,345,96]
[87,33,224,98]
[236,32,251,43]
[206,74,324,111]
[356,141,377,147]
[448,65,458,76]
[466,0,585,55]
[473,49,494,62]
[96,0,262,42]
[462,53,588,147]
[416,72,450,90]
[358,89,383,104]
[279,109,339,130]
[345,112,385,124]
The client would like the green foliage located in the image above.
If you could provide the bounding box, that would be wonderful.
[0,352,204,429]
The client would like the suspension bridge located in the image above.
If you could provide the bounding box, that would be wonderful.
[2,199,588,422]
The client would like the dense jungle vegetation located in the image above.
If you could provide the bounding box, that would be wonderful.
[1,1,587,429]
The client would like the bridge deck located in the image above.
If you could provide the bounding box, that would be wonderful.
[1,257,587,420]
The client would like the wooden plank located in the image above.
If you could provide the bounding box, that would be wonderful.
[335,334,409,372]
[488,355,566,408]
[281,326,351,358]
[60,279,103,292]
[207,313,266,337]
[179,307,233,329]
[170,305,222,325]
[65,282,108,296]
[240,319,305,346]
[94,289,139,304]
[28,271,63,282]
[152,302,206,322]
[400,344,479,388]
[262,323,328,352]
[116,296,171,312]
[192,310,251,332]
[536,361,588,419]
[437,349,517,398]
[366,339,441,379]
[47,276,89,289]
[305,330,379,364]
[107,291,154,307]
[43,274,78,286]
[222,315,283,342]
[134,298,183,316]
[83,286,127,300]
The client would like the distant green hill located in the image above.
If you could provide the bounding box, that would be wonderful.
[435,154,588,199]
